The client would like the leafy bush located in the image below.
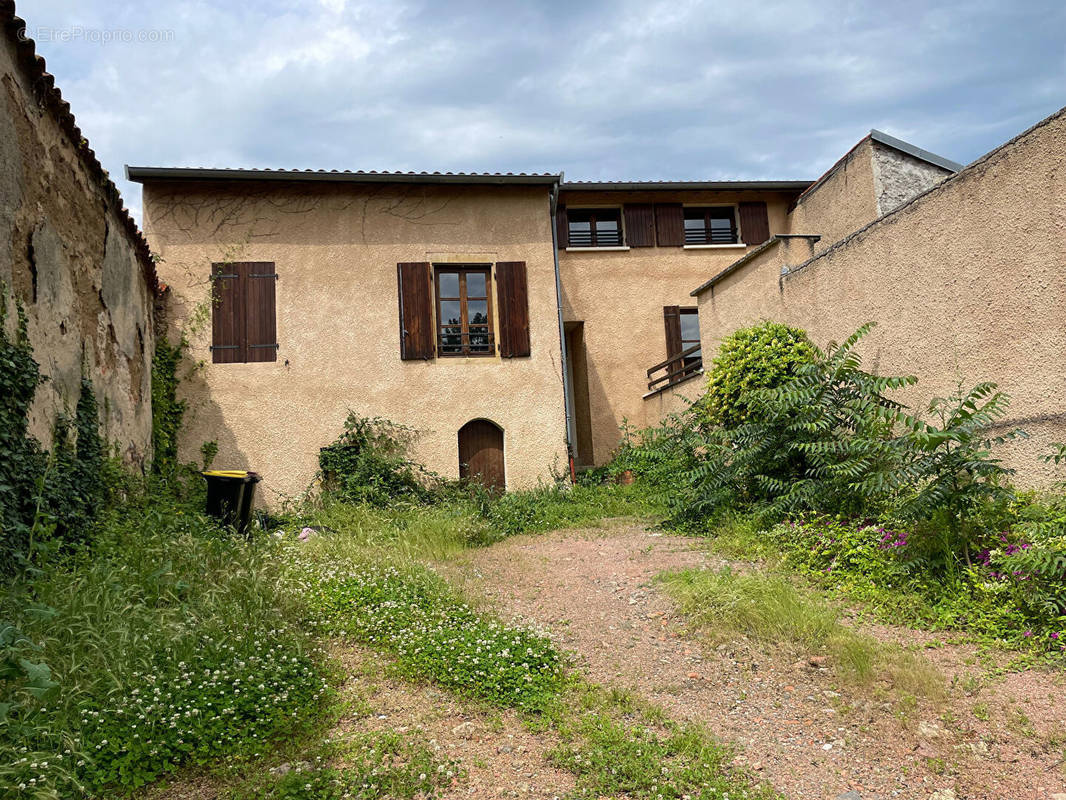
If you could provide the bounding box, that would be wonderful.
[318,414,437,506]
[291,551,563,712]
[702,321,814,428]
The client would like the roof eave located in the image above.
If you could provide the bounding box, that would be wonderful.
[560,180,813,192]
[125,166,561,186]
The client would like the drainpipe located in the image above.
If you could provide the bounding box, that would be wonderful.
[550,180,577,481]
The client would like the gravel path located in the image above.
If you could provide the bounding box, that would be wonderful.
[456,523,1066,800]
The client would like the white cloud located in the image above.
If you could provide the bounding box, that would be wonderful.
[19,0,1066,221]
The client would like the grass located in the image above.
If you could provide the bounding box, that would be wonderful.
[223,731,460,799]
[657,567,944,699]
[543,681,781,800]
[0,493,332,798]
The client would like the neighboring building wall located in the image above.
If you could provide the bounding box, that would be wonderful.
[142,180,567,503]
[0,11,155,465]
[559,190,797,465]
[696,108,1066,485]
[870,140,955,215]
[787,137,953,249]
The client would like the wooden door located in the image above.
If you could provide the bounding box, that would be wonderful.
[458,420,505,491]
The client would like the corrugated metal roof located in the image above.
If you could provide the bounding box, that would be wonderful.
[560,179,812,191]
[126,166,561,185]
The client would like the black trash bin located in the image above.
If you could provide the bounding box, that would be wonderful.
[202,470,261,535]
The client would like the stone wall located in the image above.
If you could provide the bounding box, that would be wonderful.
[1,5,156,465]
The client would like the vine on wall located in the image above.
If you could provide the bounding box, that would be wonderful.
[150,337,186,475]
[0,293,106,571]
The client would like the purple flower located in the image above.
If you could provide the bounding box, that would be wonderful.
[1024,630,1033,637]
[1052,632,1061,640]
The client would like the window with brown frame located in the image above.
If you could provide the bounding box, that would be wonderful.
[679,307,701,368]
[567,208,623,247]
[435,267,494,356]
[683,207,737,245]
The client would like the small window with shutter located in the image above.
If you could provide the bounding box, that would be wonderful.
[567,209,623,248]
[683,207,738,245]
[210,262,278,364]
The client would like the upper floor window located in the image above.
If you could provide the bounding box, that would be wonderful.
[436,267,494,356]
[683,207,737,245]
[567,209,623,248]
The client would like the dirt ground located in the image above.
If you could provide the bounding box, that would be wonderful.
[452,523,1066,800]
[150,521,1066,800]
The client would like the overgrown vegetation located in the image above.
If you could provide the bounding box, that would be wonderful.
[150,337,186,476]
[659,567,942,697]
[616,320,1066,654]
[0,293,108,572]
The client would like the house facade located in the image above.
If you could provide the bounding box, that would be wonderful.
[131,105,1066,500]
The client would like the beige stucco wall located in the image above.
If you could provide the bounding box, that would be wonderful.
[696,108,1066,486]
[559,190,798,465]
[0,30,154,464]
[142,181,567,503]
[787,139,881,252]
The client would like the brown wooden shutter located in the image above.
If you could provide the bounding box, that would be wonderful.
[211,262,244,363]
[397,262,434,360]
[623,204,655,247]
[655,204,684,247]
[495,261,531,358]
[245,262,278,362]
[555,205,569,248]
[663,305,682,358]
[738,201,770,245]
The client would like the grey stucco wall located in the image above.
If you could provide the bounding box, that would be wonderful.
[1,23,155,465]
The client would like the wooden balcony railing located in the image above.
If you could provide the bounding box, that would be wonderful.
[646,343,703,392]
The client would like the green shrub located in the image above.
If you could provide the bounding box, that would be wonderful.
[292,552,563,712]
[702,321,814,428]
[318,414,437,506]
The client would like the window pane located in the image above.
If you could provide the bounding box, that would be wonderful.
[468,300,488,325]
[438,272,460,297]
[710,217,733,242]
[441,326,463,353]
[440,300,461,325]
[466,272,487,298]
[468,325,490,352]
[680,312,700,343]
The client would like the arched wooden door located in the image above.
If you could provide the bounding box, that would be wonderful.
[458,420,505,491]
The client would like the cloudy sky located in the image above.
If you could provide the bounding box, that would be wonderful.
[20,0,1066,220]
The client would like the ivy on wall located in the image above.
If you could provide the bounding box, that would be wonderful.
[0,294,106,571]
[151,338,186,476]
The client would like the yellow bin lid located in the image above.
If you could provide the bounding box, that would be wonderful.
[202,470,250,477]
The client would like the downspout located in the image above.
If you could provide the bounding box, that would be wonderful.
[550,180,577,481]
